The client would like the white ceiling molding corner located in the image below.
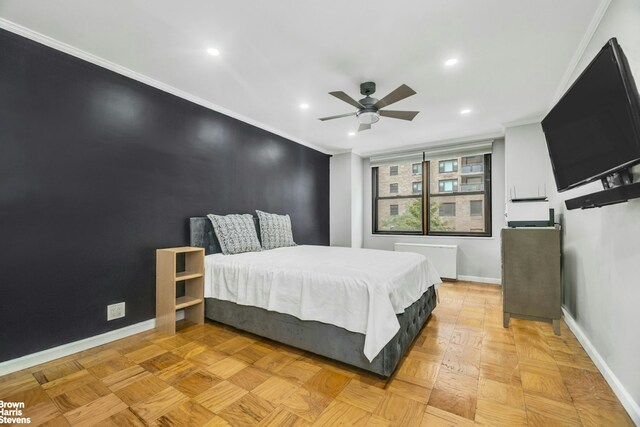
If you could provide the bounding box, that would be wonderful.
[501,116,545,130]
[329,149,356,156]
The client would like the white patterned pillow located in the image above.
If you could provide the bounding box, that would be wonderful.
[207,214,262,255]
[256,210,296,250]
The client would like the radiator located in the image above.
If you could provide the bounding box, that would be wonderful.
[394,243,458,280]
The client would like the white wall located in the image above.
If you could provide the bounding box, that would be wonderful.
[351,153,364,248]
[504,123,558,223]
[504,123,552,200]
[330,153,352,247]
[553,0,640,420]
[330,152,364,248]
[362,138,506,282]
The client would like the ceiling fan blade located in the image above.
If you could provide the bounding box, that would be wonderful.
[318,112,357,121]
[379,110,420,121]
[358,123,371,132]
[373,84,416,109]
[329,91,364,109]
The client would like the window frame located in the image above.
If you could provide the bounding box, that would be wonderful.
[439,159,459,173]
[412,181,422,194]
[372,153,492,237]
[470,200,483,217]
[389,183,399,193]
[389,165,399,176]
[371,166,426,236]
[439,202,456,217]
[390,204,399,216]
[438,179,458,193]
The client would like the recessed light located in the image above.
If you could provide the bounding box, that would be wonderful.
[207,48,220,56]
[348,132,356,136]
[445,58,458,66]
[460,109,472,115]
[299,103,309,109]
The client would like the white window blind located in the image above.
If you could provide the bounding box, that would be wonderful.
[369,151,423,168]
[369,140,493,166]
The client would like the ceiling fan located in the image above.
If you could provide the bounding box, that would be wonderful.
[319,81,419,132]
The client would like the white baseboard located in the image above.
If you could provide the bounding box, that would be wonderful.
[0,310,185,376]
[457,275,502,285]
[562,307,640,425]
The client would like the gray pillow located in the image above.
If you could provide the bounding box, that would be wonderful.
[256,210,296,250]
[207,214,262,255]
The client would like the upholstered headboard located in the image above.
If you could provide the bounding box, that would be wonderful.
[189,217,219,255]
[189,216,261,255]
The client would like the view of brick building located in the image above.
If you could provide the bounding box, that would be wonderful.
[376,155,487,233]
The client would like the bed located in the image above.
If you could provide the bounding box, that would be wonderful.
[189,216,440,377]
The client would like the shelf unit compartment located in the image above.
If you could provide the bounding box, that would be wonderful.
[175,296,204,310]
[175,247,204,278]
[156,246,205,334]
[175,271,204,281]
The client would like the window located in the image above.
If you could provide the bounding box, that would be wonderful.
[470,200,483,216]
[430,154,490,235]
[439,159,458,173]
[390,165,398,176]
[439,179,458,193]
[461,155,484,174]
[372,160,423,233]
[461,176,483,192]
[373,153,491,236]
[463,155,483,165]
[439,203,456,217]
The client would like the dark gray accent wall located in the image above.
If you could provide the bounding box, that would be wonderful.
[0,29,330,362]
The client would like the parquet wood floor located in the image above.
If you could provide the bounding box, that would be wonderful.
[0,282,633,426]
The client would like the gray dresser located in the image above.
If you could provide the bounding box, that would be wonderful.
[501,227,561,335]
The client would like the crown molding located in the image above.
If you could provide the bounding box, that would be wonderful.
[0,18,333,156]
[501,116,544,129]
[549,0,612,107]
[329,149,356,156]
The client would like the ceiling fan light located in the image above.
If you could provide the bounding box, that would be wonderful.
[357,110,380,125]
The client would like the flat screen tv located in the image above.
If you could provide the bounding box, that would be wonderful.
[542,38,640,193]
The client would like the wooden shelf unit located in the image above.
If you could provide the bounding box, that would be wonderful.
[156,246,205,334]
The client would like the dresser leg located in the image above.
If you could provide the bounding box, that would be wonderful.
[503,312,510,328]
[552,319,561,336]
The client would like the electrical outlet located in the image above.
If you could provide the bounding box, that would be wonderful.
[107,302,125,321]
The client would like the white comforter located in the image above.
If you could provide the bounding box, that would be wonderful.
[204,245,441,361]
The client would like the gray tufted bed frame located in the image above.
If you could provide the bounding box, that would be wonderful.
[189,217,437,377]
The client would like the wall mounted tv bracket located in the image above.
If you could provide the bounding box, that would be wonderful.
[601,167,633,189]
[565,166,640,210]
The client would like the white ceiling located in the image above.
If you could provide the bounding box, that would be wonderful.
[0,0,605,155]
